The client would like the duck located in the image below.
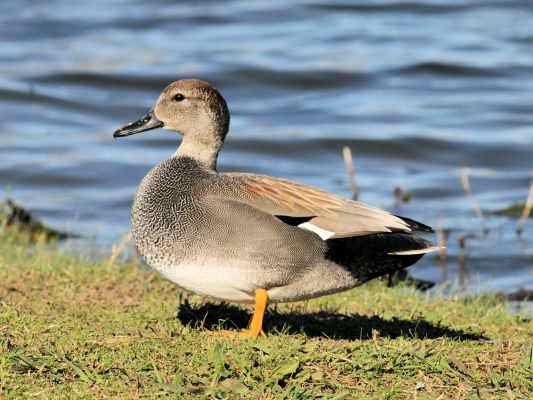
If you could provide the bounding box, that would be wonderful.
[113,79,436,337]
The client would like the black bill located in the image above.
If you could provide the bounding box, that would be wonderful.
[113,110,164,138]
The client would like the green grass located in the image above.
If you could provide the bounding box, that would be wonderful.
[0,229,532,399]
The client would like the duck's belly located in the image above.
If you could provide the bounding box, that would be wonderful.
[153,259,361,304]
[156,263,258,303]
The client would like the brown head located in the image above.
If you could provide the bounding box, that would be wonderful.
[114,79,230,169]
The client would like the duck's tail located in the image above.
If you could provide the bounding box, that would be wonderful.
[325,232,438,283]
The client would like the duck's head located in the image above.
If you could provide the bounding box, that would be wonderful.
[114,79,230,141]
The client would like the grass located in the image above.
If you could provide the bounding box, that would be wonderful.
[0,229,532,399]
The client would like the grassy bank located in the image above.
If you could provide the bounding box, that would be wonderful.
[0,230,531,399]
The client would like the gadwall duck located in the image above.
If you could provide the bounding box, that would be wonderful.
[114,79,436,337]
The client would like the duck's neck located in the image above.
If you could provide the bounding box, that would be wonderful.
[174,131,224,171]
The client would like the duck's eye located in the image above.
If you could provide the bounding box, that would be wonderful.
[173,93,185,102]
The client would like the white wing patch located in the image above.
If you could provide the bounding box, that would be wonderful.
[298,222,335,240]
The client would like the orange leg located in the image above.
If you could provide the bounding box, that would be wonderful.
[243,288,268,337]
[209,289,268,338]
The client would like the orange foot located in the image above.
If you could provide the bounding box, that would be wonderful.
[207,289,269,339]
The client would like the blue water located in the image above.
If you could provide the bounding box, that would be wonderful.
[1,0,532,295]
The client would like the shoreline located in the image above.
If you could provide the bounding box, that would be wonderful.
[1,228,531,398]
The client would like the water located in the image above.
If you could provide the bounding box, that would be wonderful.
[1,0,532,296]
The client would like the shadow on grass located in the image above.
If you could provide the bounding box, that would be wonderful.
[176,300,486,341]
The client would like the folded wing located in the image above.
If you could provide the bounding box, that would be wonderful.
[223,173,432,240]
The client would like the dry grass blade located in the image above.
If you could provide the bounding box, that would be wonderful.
[342,146,358,200]
[109,231,133,265]
[459,167,487,234]
[516,181,533,235]
[436,226,449,261]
